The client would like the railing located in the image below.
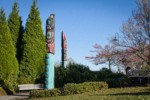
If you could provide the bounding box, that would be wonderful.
[127,69,150,77]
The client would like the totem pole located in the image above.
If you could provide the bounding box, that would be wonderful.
[61,31,67,68]
[45,14,55,89]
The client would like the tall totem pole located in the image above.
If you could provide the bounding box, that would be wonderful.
[61,31,67,68]
[45,14,55,89]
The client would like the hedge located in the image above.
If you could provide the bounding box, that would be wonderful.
[30,88,61,98]
[63,82,108,95]
[30,82,108,98]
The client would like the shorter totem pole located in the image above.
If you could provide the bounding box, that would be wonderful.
[61,31,67,68]
[45,14,55,89]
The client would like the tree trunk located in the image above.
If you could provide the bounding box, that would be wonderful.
[108,60,111,71]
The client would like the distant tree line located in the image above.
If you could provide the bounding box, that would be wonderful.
[55,63,127,88]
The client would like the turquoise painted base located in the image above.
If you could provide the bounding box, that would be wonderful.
[45,53,54,89]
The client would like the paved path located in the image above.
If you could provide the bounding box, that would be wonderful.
[0,93,29,100]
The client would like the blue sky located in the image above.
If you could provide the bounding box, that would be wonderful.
[0,0,136,71]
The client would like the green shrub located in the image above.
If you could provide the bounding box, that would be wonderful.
[0,8,19,95]
[97,72,128,88]
[18,77,34,84]
[106,73,129,88]
[30,88,61,98]
[105,78,119,88]
[19,0,46,84]
[63,82,108,95]
[63,83,81,95]
[55,65,128,88]
[49,88,61,96]
[100,82,108,89]
[30,82,108,98]
[55,63,93,88]
[0,79,18,94]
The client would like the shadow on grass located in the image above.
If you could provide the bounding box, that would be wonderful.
[89,88,150,96]
[89,91,150,97]
[121,88,150,96]
[110,91,150,96]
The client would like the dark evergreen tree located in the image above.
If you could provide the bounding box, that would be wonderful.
[19,1,46,84]
[0,8,19,93]
[8,2,24,63]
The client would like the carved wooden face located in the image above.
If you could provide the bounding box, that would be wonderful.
[47,31,52,39]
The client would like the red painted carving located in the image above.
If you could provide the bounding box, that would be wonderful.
[62,31,67,61]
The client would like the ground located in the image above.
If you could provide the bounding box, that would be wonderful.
[0,93,29,100]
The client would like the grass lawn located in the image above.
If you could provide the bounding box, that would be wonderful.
[30,86,150,100]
